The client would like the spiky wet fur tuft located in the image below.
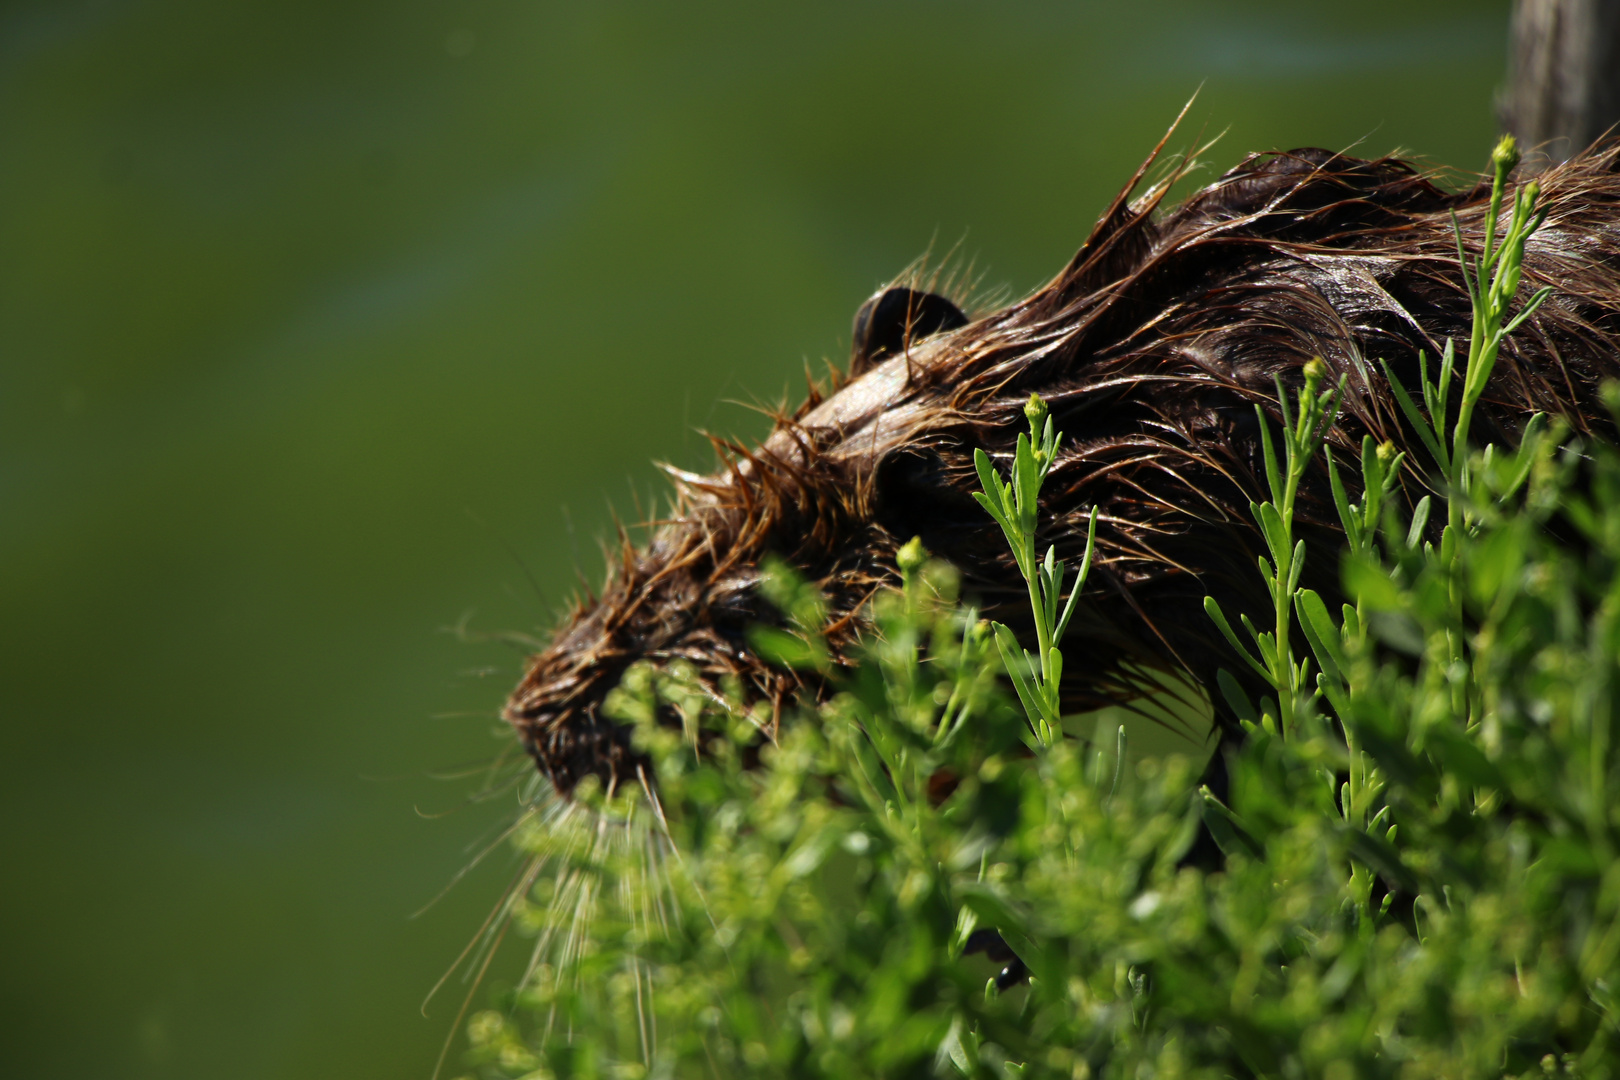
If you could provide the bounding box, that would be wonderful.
[505,137,1620,797]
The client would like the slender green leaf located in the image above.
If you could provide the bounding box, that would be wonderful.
[1015,432,1040,526]
[1501,284,1554,335]
[993,622,1048,727]
[1381,357,1447,471]
[1406,495,1431,549]
[1217,667,1259,723]
[1295,589,1345,683]
[1199,786,1265,859]
[1054,510,1097,645]
[1326,446,1359,547]
[1256,404,1283,505]
[1286,537,1307,596]
[1204,597,1269,680]
[1257,501,1290,563]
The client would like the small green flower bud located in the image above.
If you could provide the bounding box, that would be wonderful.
[1376,440,1398,466]
[1024,392,1048,429]
[1302,357,1328,385]
[896,535,928,574]
[1492,134,1520,175]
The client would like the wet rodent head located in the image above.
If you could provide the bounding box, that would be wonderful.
[505,138,1620,797]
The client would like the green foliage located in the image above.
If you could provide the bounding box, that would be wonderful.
[973,394,1099,747]
[1203,357,1345,737]
[455,142,1620,1079]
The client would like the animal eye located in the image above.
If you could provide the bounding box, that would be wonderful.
[872,444,981,555]
[849,287,968,377]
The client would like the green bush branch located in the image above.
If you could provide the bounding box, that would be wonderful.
[971,393,1098,748]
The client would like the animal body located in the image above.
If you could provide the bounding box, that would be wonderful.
[505,137,1620,796]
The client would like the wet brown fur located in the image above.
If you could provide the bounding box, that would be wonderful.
[505,136,1620,795]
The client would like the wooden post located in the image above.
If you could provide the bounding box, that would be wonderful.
[1500,0,1620,162]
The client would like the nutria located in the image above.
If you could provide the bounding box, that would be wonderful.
[504,134,1620,796]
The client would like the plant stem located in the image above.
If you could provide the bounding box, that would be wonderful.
[973,394,1098,747]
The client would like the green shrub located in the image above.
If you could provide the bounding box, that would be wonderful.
[454,140,1620,1079]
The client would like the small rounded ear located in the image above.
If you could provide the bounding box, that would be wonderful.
[849,287,968,377]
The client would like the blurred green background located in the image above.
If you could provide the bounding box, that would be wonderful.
[1,1,1510,1076]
